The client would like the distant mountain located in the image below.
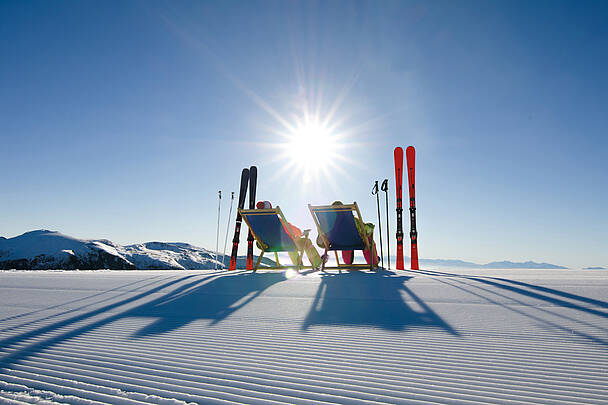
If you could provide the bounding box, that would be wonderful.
[0,230,274,270]
[584,266,605,270]
[419,258,483,268]
[389,256,567,269]
[481,260,566,269]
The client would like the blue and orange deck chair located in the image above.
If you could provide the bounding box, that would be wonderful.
[308,202,378,270]
[239,206,311,272]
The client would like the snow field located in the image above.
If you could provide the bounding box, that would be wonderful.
[0,269,606,404]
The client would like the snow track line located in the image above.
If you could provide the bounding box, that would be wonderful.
[3,331,605,389]
[43,322,607,376]
[4,318,602,365]
[0,372,150,405]
[2,330,604,402]
[1,311,604,360]
[7,342,607,404]
[21,324,606,380]
[0,378,119,405]
[122,320,604,359]
[2,319,606,380]
[0,372,249,405]
[41,334,608,393]
[2,365,393,405]
[2,304,608,348]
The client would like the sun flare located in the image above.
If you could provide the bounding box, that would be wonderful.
[255,88,362,190]
[277,116,344,184]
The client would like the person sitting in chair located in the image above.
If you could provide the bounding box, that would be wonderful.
[315,201,379,266]
[256,201,324,269]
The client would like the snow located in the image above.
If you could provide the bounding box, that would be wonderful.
[1,268,606,404]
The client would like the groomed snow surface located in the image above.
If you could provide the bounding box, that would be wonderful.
[0,268,606,404]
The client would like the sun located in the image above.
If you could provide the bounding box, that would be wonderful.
[286,119,336,168]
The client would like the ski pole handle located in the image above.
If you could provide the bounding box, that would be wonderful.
[372,180,379,195]
[381,179,388,192]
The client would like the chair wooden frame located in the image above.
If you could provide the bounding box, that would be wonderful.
[308,202,377,270]
[239,206,311,272]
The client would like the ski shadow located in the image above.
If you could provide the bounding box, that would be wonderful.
[417,269,608,318]
[0,274,172,334]
[127,271,286,337]
[302,269,458,335]
[415,269,608,346]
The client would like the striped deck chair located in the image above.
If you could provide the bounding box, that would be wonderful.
[308,202,378,270]
[239,206,312,272]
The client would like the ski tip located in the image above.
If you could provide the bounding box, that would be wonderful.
[394,146,403,153]
[406,145,415,153]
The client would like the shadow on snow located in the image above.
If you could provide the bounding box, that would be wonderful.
[128,271,285,337]
[302,269,458,334]
[414,269,608,346]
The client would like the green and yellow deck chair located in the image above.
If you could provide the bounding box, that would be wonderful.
[239,206,316,272]
[308,202,378,270]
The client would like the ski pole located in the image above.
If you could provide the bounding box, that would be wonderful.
[215,190,221,270]
[372,181,384,269]
[381,179,390,269]
[222,191,235,268]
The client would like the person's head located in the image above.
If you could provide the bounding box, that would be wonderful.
[256,201,272,209]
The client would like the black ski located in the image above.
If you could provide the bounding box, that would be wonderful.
[246,166,257,270]
[229,168,249,270]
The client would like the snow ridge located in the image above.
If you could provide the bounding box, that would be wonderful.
[0,230,271,270]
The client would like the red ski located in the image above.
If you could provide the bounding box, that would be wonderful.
[406,146,419,270]
[394,147,404,270]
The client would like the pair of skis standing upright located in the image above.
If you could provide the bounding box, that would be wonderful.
[395,146,419,270]
[228,166,257,271]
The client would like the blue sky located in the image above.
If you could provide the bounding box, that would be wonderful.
[1,0,606,268]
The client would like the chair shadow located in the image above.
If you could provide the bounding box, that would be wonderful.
[127,272,286,337]
[0,271,286,370]
[302,269,458,335]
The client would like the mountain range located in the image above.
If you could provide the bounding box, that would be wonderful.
[0,230,273,270]
[0,229,569,270]
[417,257,567,269]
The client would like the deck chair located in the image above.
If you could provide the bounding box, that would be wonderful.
[239,206,315,272]
[308,202,378,270]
